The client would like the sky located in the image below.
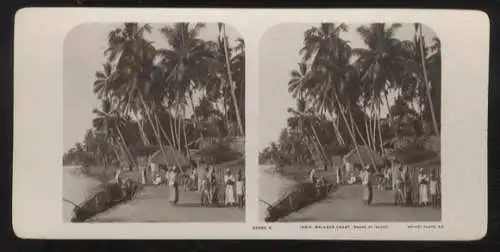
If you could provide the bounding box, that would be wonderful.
[63,23,241,152]
[258,23,437,151]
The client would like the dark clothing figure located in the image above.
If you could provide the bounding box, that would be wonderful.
[210,173,218,205]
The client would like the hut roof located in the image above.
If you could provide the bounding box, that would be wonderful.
[215,158,245,169]
[193,142,243,165]
[343,145,384,166]
[149,146,190,167]
[385,137,439,164]
[407,155,440,169]
[331,155,343,167]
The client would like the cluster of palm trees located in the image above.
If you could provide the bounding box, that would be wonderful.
[63,23,245,170]
[259,23,440,169]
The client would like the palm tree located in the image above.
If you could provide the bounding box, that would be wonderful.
[353,23,410,155]
[93,62,150,146]
[92,99,135,169]
[104,22,170,165]
[218,23,244,137]
[158,22,221,155]
[288,62,346,146]
[415,23,440,137]
[299,23,367,167]
[287,98,328,168]
[229,38,246,135]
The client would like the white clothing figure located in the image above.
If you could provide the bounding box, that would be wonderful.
[224,170,236,205]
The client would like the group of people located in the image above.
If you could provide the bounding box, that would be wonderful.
[308,168,328,199]
[199,167,245,208]
[357,164,441,207]
[129,156,245,208]
[394,166,441,208]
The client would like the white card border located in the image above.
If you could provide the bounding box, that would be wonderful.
[13,8,489,240]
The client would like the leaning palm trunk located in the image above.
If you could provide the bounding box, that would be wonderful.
[133,111,150,146]
[377,102,385,155]
[138,91,170,167]
[172,107,179,150]
[349,104,378,169]
[371,111,377,152]
[329,100,346,146]
[168,111,178,150]
[176,103,182,151]
[384,92,393,128]
[308,120,328,167]
[347,102,368,148]
[333,89,366,168]
[188,90,204,139]
[182,108,190,159]
[221,24,245,137]
[332,115,345,145]
[368,114,376,151]
[115,125,136,169]
[364,115,373,150]
[154,112,174,148]
[418,24,440,137]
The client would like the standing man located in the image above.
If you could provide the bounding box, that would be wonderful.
[137,156,147,185]
[309,167,318,185]
[336,163,343,185]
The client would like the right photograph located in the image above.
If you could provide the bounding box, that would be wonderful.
[258,23,441,222]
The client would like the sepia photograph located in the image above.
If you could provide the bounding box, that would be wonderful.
[259,23,442,222]
[63,22,246,223]
[13,8,487,239]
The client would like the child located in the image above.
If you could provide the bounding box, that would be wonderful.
[429,172,440,208]
[236,171,245,208]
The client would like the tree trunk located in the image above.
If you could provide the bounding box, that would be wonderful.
[168,110,177,150]
[183,108,190,159]
[384,92,393,128]
[154,112,173,148]
[330,98,346,146]
[188,90,204,140]
[138,91,170,167]
[134,111,150,146]
[349,104,378,169]
[172,106,179,150]
[371,108,377,152]
[221,24,244,137]
[364,115,372,150]
[176,102,182,151]
[377,101,385,155]
[418,24,440,137]
[308,120,328,167]
[349,104,368,148]
[115,125,136,169]
[333,89,366,168]
[334,116,345,145]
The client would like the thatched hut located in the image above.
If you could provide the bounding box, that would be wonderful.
[190,138,245,201]
[343,145,384,168]
[385,136,441,204]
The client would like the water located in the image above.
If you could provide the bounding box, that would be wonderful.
[259,165,300,221]
[63,165,103,222]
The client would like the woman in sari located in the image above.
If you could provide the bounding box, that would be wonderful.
[362,165,373,205]
[418,168,429,207]
[168,166,180,205]
[224,169,236,207]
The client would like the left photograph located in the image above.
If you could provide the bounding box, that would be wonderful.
[63,23,246,223]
